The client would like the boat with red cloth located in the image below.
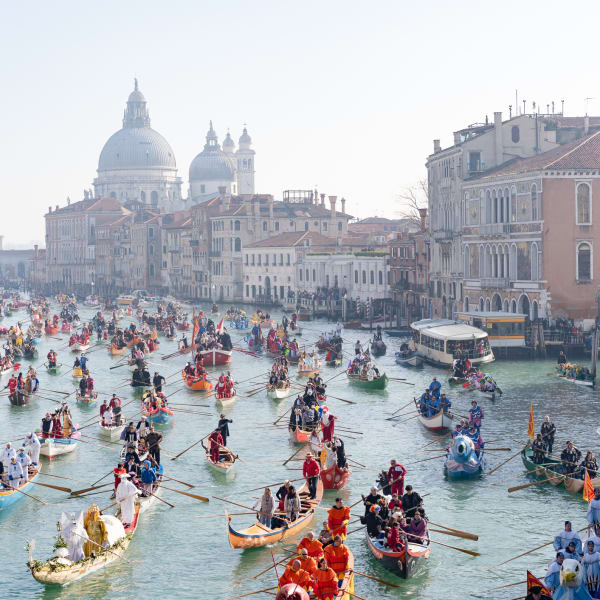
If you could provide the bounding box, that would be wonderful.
[365,529,430,578]
[320,463,350,490]
[197,348,232,366]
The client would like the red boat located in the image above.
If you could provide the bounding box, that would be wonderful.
[197,348,232,366]
[321,464,350,490]
[44,326,59,335]
[176,321,190,331]
[289,426,312,444]
[365,529,430,579]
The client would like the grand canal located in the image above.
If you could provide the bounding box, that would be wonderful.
[0,301,597,599]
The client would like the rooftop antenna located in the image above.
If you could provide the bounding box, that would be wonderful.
[552,101,555,114]
[515,89,518,115]
[523,99,526,114]
[509,105,512,118]
[585,97,595,116]
[561,99,565,115]
[547,104,550,114]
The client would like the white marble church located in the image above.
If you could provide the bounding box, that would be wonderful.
[93,80,255,212]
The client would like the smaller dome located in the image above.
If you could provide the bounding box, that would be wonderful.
[239,127,252,146]
[128,78,146,103]
[189,153,234,181]
[223,132,235,153]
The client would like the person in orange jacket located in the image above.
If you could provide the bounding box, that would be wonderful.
[313,557,339,600]
[327,497,350,539]
[297,531,324,559]
[323,535,350,584]
[278,559,311,590]
[287,548,318,581]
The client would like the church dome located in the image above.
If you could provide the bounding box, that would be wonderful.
[189,122,235,181]
[239,127,252,146]
[97,79,177,172]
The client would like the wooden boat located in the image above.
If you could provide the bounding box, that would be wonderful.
[181,370,213,392]
[72,366,83,378]
[98,422,124,441]
[142,403,174,424]
[444,435,483,480]
[44,325,59,335]
[9,390,30,406]
[447,376,468,385]
[23,347,38,360]
[267,385,292,400]
[320,463,350,490]
[370,339,387,357]
[297,366,320,378]
[196,348,232,367]
[70,342,90,352]
[0,466,41,510]
[76,391,98,404]
[520,445,598,495]
[297,309,312,322]
[325,358,342,367]
[227,479,323,548]
[116,294,135,305]
[109,345,126,355]
[205,443,237,478]
[45,363,61,375]
[346,371,388,390]
[125,336,142,348]
[395,351,423,368]
[556,372,595,388]
[289,425,314,444]
[216,389,236,407]
[365,530,429,579]
[39,435,78,459]
[414,399,454,432]
[61,323,72,333]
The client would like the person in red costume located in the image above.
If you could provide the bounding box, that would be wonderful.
[387,459,407,496]
[208,429,223,463]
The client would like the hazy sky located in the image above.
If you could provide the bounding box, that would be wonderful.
[2,0,600,247]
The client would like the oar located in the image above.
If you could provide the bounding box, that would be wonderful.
[91,470,115,487]
[508,475,562,493]
[346,457,366,468]
[351,569,400,588]
[162,475,195,489]
[273,407,292,425]
[224,587,277,600]
[283,444,308,466]
[4,482,48,505]
[71,482,113,496]
[147,491,175,508]
[28,480,72,493]
[161,485,208,502]
[390,399,417,416]
[171,434,209,461]
[408,532,479,556]
[405,454,447,465]
[427,521,478,541]
[213,495,257,513]
[194,511,256,519]
[38,472,88,484]
[487,447,523,476]
[238,477,305,494]
[44,388,70,396]
[251,553,294,579]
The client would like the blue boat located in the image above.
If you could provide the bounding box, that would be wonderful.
[230,318,249,330]
[0,468,41,510]
[444,435,484,480]
[144,404,173,425]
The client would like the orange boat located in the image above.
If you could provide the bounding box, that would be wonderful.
[126,336,142,348]
[320,463,350,490]
[109,345,126,355]
[181,370,213,392]
[289,426,313,444]
[227,479,323,549]
[44,326,59,335]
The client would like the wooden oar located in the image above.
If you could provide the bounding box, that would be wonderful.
[411,533,480,556]
[251,554,294,579]
[273,407,292,425]
[487,447,523,476]
[4,482,48,505]
[91,470,114,487]
[476,579,529,593]
[405,454,447,465]
[148,490,175,508]
[283,444,308,466]
[28,480,72,493]
[162,475,195,489]
[37,472,88,484]
[161,485,208,502]
[351,568,400,588]
[194,511,255,519]
[427,521,478,541]
[45,388,70,396]
[213,495,257,513]
[225,587,277,600]
[71,482,113,496]
[508,475,562,493]
[171,434,208,460]
[346,457,366,468]
[238,477,305,494]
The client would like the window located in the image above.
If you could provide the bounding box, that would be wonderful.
[200,185,205,194]
[148,227,154,239]
[370,271,375,284]
[354,270,358,283]
[299,269,303,281]
[511,126,520,143]
[577,183,591,224]
[577,242,592,281]
[258,255,262,265]
[275,222,279,232]
[531,185,538,221]
[323,222,328,231]
[149,264,154,276]
[151,191,158,207]
[149,245,154,256]
[286,254,290,265]
[263,221,268,231]
[312,269,316,281]
[234,238,241,252]
[511,188,517,222]
[469,151,481,173]
[251,254,255,265]
[141,191,146,203]
[362,270,366,284]
[246,285,249,297]
[273,253,276,265]
[337,222,342,232]
[378,270,383,285]
[245,254,248,265]
[304,222,309,231]
[234,220,240,231]
[265,255,269,265]
[305,269,309,281]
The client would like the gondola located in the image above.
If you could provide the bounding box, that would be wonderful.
[365,530,429,579]
[98,421,124,441]
[39,433,79,459]
[413,398,454,432]
[289,425,314,444]
[76,391,98,404]
[109,345,126,355]
[196,348,232,367]
[142,402,173,425]
[346,371,388,390]
[395,351,423,368]
[45,362,61,375]
[9,389,31,406]
[204,441,237,479]
[227,479,323,548]
[44,325,59,335]
[181,370,213,392]
[0,466,41,510]
[320,463,350,490]
[370,339,387,357]
[267,384,292,400]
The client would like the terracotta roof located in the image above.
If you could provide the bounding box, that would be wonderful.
[475,131,600,179]
[46,197,129,216]
[246,231,337,248]
[162,209,193,229]
[352,217,409,225]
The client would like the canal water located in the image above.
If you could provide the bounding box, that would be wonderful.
[0,301,597,600]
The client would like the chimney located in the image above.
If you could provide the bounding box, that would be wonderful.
[329,196,337,232]
[585,115,590,135]
[453,132,461,146]
[418,208,427,232]
[494,111,503,166]
[268,196,274,219]
[55,205,59,211]
[340,197,346,214]
[320,193,325,206]
[433,139,441,153]
[48,206,52,213]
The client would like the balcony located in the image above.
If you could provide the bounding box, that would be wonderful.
[480,223,509,236]
[209,250,221,257]
[433,230,454,241]
[481,277,510,289]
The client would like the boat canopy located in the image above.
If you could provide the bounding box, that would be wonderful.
[410,319,488,341]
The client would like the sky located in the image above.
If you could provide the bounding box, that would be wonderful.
[2,0,600,247]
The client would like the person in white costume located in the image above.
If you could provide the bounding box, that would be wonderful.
[1,442,17,480]
[7,456,24,487]
[25,432,41,466]
[16,447,31,482]
[116,473,138,526]
[60,511,89,563]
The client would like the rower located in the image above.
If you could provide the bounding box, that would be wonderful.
[587,488,600,527]
[558,541,580,561]
[362,486,383,517]
[314,557,338,600]
[278,559,311,590]
[327,498,350,540]
[561,441,581,475]
[303,452,321,500]
[439,393,451,413]
[323,535,350,587]
[525,585,552,600]
[468,400,484,429]
[428,377,441,399]
[388,459,407,496]
[406,510,427,544]
[466,425,484,457]
[217,414,233,447]
[554,521,582,554]
[541,416,556,454]
[297,532,324,560]
[532,434,547,465]
[401,485,423,518]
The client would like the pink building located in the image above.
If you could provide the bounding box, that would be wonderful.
[462,131,600,322]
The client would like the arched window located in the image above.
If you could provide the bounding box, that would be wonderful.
[362,270,366,284]
[577,183,591,224]
[577,242,592,281]
[511,125,520,143]
[337,222,342,232]
[299,269,303,281]
[234,238,241,252]
[531,242,539,280]
[464,297,469,312]
[511,187,517,222]
[370,271,375,284]
[234,220,240,231]
[511,299,517,313]
[149,245,154,256]
[531,185,538,221]
[141,191,146,203]
[304,222,309,231]
[305,269,309,281]
[354,270,358,283]
[479,297,484,311]
[151,191,158,207]
[378,271,383,285]
[485,191,491,224]
[312,269,316,281]
[263,221,268,231]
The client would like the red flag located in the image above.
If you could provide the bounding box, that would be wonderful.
[528,404,534,440]
[584,469,595,503]
[526,570,550,594]
[216,318,224,334]
[191,309,199,355]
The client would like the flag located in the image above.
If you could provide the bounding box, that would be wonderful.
[216,317,224,335]
[191,309,199,355]
[584,469,595,503]
[528,403,534,440]
[526,570,550,595]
